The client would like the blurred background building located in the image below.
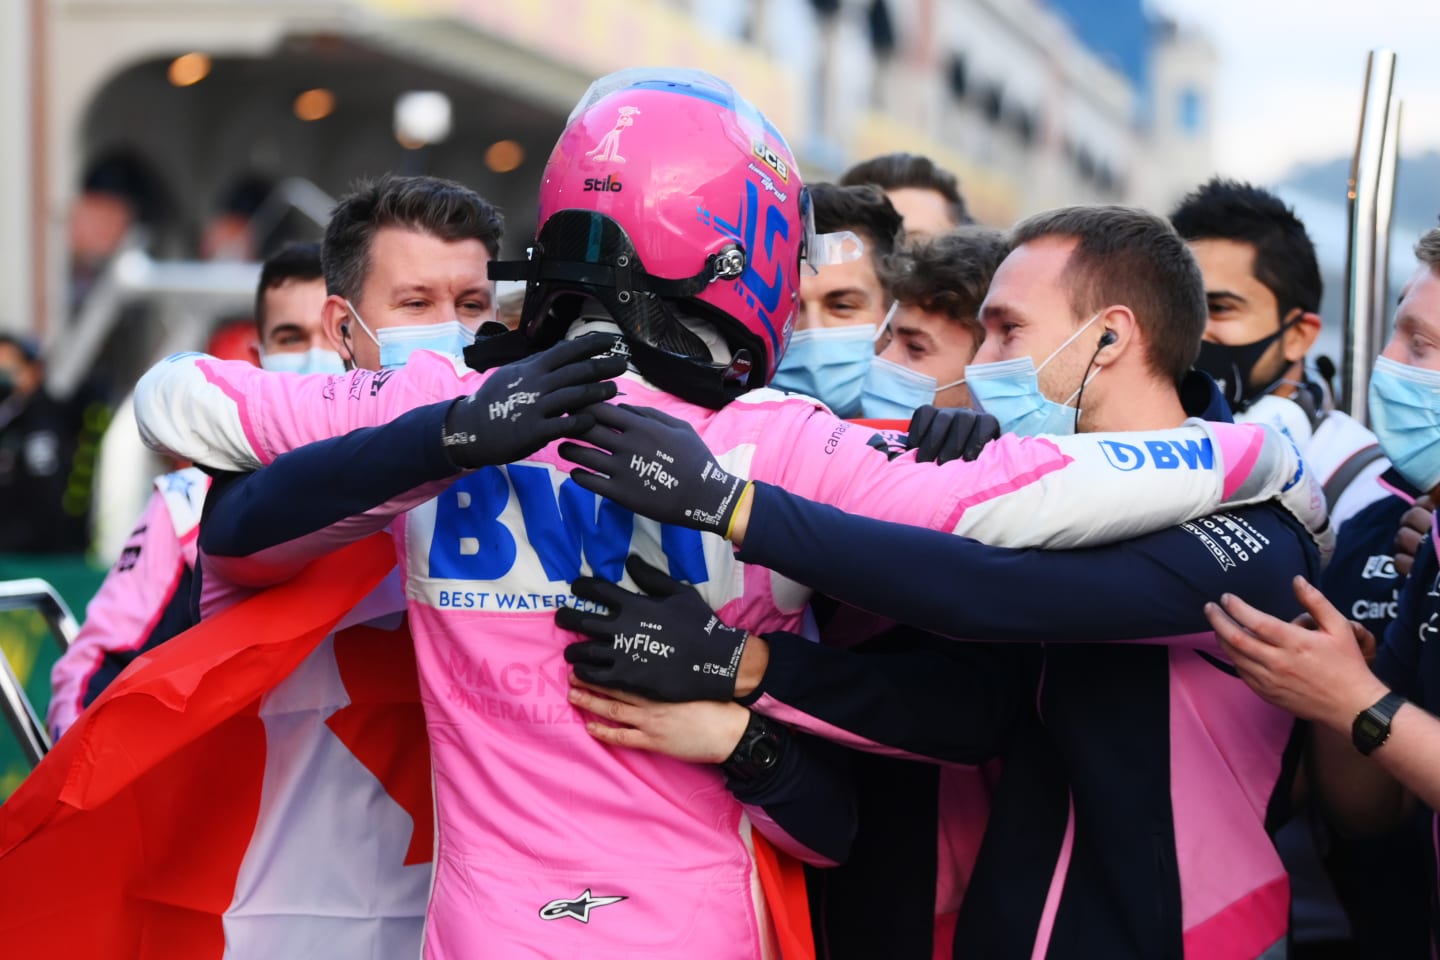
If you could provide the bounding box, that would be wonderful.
[4,0,1216,336]
[0,0,1221,564]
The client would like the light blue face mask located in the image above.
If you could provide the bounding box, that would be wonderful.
[860,356,965,420]
[346,300,476,371]
[1369,355,1440,491]
[770,324,881,417]
[258,347,347,376]
[964,313,1103,437]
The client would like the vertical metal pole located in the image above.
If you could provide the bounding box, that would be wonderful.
[1373,97,1402,365]
[1342,50,1396,423]
[0,645,50,768]
[0,0,34,337]
[30,0,49,341]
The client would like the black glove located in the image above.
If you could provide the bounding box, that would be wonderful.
[559,555,750,702]
[441,334,629,469]
[462,325,534,373]
[559,403,749,536]
[905,404,999,465]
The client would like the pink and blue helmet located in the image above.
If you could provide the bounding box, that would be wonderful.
[492,68,852,407]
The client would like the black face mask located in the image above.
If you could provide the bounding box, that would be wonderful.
[0,371,15,406]
[1194,312,1302,413]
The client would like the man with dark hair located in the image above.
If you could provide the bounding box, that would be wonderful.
[563,203,1329,957]
[769,183,903,416]
[841,151,971,234]
[864,227,1008,416]
[249,241,341,374]
[811,182,904,262]
[124,175,618,956]
[319,174,503,373]
[1010,205,1208,389]
[1171,178,1386,528]
[1173,181,1416,957]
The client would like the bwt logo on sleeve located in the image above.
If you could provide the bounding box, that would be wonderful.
[1098,438,1215,472]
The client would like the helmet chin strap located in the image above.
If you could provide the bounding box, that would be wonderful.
[565,298,733,367]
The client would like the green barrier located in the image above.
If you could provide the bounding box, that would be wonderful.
[0,554,108,800]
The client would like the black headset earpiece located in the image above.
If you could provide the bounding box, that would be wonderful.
[1074,330,1115,431]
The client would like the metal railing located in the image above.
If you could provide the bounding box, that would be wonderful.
[0,643,48,768]
[1342,50,1400,424]
[44,248,262,402]
[44,177,337,402]
[0,578,80,652]
[0,578,80,767]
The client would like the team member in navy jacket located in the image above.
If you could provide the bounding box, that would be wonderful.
[561,206,1328,958]
[1310,466,1431,958]
[1207,227,1440,956]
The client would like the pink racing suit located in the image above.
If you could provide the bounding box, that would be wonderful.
[134,349,1317,959]
[48,468,208,739]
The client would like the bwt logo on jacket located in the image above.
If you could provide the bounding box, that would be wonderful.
[1099,438,1215,472]
[583,174,623,193]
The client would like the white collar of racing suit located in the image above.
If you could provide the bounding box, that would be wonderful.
[564,300,734,367]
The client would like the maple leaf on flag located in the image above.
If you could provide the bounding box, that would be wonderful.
[325,619,434,867]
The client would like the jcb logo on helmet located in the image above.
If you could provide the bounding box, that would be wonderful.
[752,140,789,182]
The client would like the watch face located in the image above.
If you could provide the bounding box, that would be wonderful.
[751,737,781,771]
[1356,714,1386,740]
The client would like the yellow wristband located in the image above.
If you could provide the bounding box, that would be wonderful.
[724,481,755,541]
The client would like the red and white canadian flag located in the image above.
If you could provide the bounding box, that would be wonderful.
[0,534,434,958]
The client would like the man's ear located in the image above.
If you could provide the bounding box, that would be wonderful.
[321,294,353,360]
[1283,311,1322,363]
[1092,305,1137,365]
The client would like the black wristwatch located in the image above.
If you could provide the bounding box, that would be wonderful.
[721,711,785,781]
[1352,691,1407,756]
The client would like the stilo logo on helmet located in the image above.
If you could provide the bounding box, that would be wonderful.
[582,174,623,193]
[489,68,830,410]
